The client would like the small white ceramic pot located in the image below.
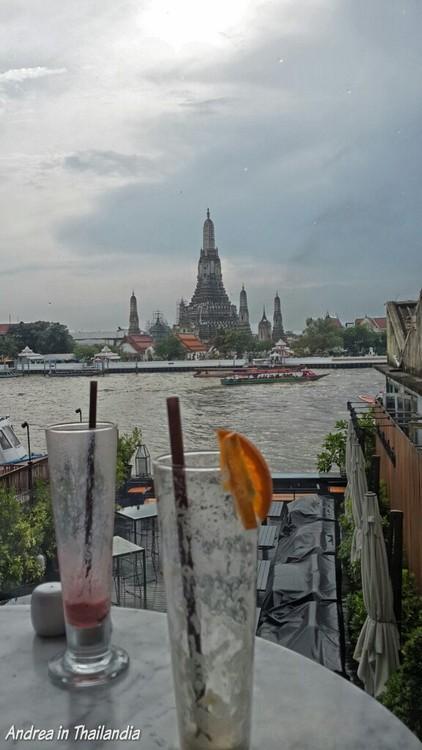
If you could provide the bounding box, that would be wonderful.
[31,582,65,637]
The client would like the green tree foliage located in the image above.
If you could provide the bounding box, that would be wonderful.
[212,329,270,357]
[73,344,102,361]
[343,326,386,355]
[9,321,74,354]
[0,489,44,592]
[317,420,348,473]
[380,628,422,739]
[347,571,422,655]
[212,329,252,356]
[0,335,19,359]
[116,427,143,488]
[317,413,375,473]
[28,482,57,564]
[154,335,186,360]
[294,317,344,356]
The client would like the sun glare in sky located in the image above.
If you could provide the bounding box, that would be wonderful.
[137,0,256,51]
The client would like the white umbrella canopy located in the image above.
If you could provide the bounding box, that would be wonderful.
[353,492,400,697]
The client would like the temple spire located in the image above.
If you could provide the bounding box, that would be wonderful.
[203,208,216,253]
[258,305,272,342]
[128,291,140,335]
[177,210,238,342]
[238,284,251,334]
[272,291,285,342]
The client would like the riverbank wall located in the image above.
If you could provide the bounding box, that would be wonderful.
[2,356,387,377]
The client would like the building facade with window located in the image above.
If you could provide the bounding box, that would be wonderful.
[374,290,422,591]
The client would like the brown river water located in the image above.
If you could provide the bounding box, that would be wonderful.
[1,369,384,472]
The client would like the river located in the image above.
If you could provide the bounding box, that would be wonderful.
[2,369,384,472]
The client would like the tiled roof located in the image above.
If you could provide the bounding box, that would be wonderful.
[175,333,208,352]
[124,334,154,352]
[326,316,343,329]
[0,324,10,335]
[355,316,386,330]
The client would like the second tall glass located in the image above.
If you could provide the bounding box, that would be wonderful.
[46,421,129,688]
[154,451,257,750]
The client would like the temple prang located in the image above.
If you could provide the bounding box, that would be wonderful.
[177,210,239,342]
[238,284,252,335]
[272,291,284,342]
[128,291,140,335]
[258,306,272,342]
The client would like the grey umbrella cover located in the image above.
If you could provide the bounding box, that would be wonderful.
[345,420,367,563]
[353,492,400,697]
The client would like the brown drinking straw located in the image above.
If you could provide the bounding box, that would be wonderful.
[166,397,207,728]
[85,381,97,576]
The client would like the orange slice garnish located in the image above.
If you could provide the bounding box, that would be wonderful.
[217,429,272,529]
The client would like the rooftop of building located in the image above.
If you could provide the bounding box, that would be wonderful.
[174,333,208,352]
[355,316,387,330]
[123,334,154,353]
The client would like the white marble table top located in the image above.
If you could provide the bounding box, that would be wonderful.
[112,535,144,557]
[116,503,157,520]
[0,606,420,750]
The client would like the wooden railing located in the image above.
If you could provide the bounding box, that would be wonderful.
[374,404,422,592]
[0,457,49,494]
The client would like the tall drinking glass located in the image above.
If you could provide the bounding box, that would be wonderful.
[154,451,257,750]
[46,422,129,688]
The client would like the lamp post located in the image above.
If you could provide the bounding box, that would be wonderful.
[134,441,151,478]
[21,421,33,500]
[75,408,82,423]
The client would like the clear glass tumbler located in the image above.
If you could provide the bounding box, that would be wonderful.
[154,451,257,750]
[46,422,129,688]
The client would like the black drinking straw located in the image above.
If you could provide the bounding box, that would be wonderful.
[89,380,98,429]
[166,397,207,724]
[84,381,97,577]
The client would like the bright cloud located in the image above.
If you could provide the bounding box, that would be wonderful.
[0,66,66,83]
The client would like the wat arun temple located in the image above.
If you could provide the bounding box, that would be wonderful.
[124,210,284,348]
[177,210,239,341]
[176,210,284,344]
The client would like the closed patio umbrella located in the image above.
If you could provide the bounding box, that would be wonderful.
[353,492,400,697]
[345,420,367,563]
[350,440,367,563]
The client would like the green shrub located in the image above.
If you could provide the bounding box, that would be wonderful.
[317,412,375,474]
[0,489,43,592]
[338,510,361,588]
[380,628,422,739]
[346,589,366,651]
[28,481,56,563]
[317,420,347,473]
[400,570,422,645]
[116,427,143,488]
[347,569,422,662]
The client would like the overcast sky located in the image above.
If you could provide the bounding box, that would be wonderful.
[0,0,421,332]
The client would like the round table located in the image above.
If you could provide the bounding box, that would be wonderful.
[0,606,419,749]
